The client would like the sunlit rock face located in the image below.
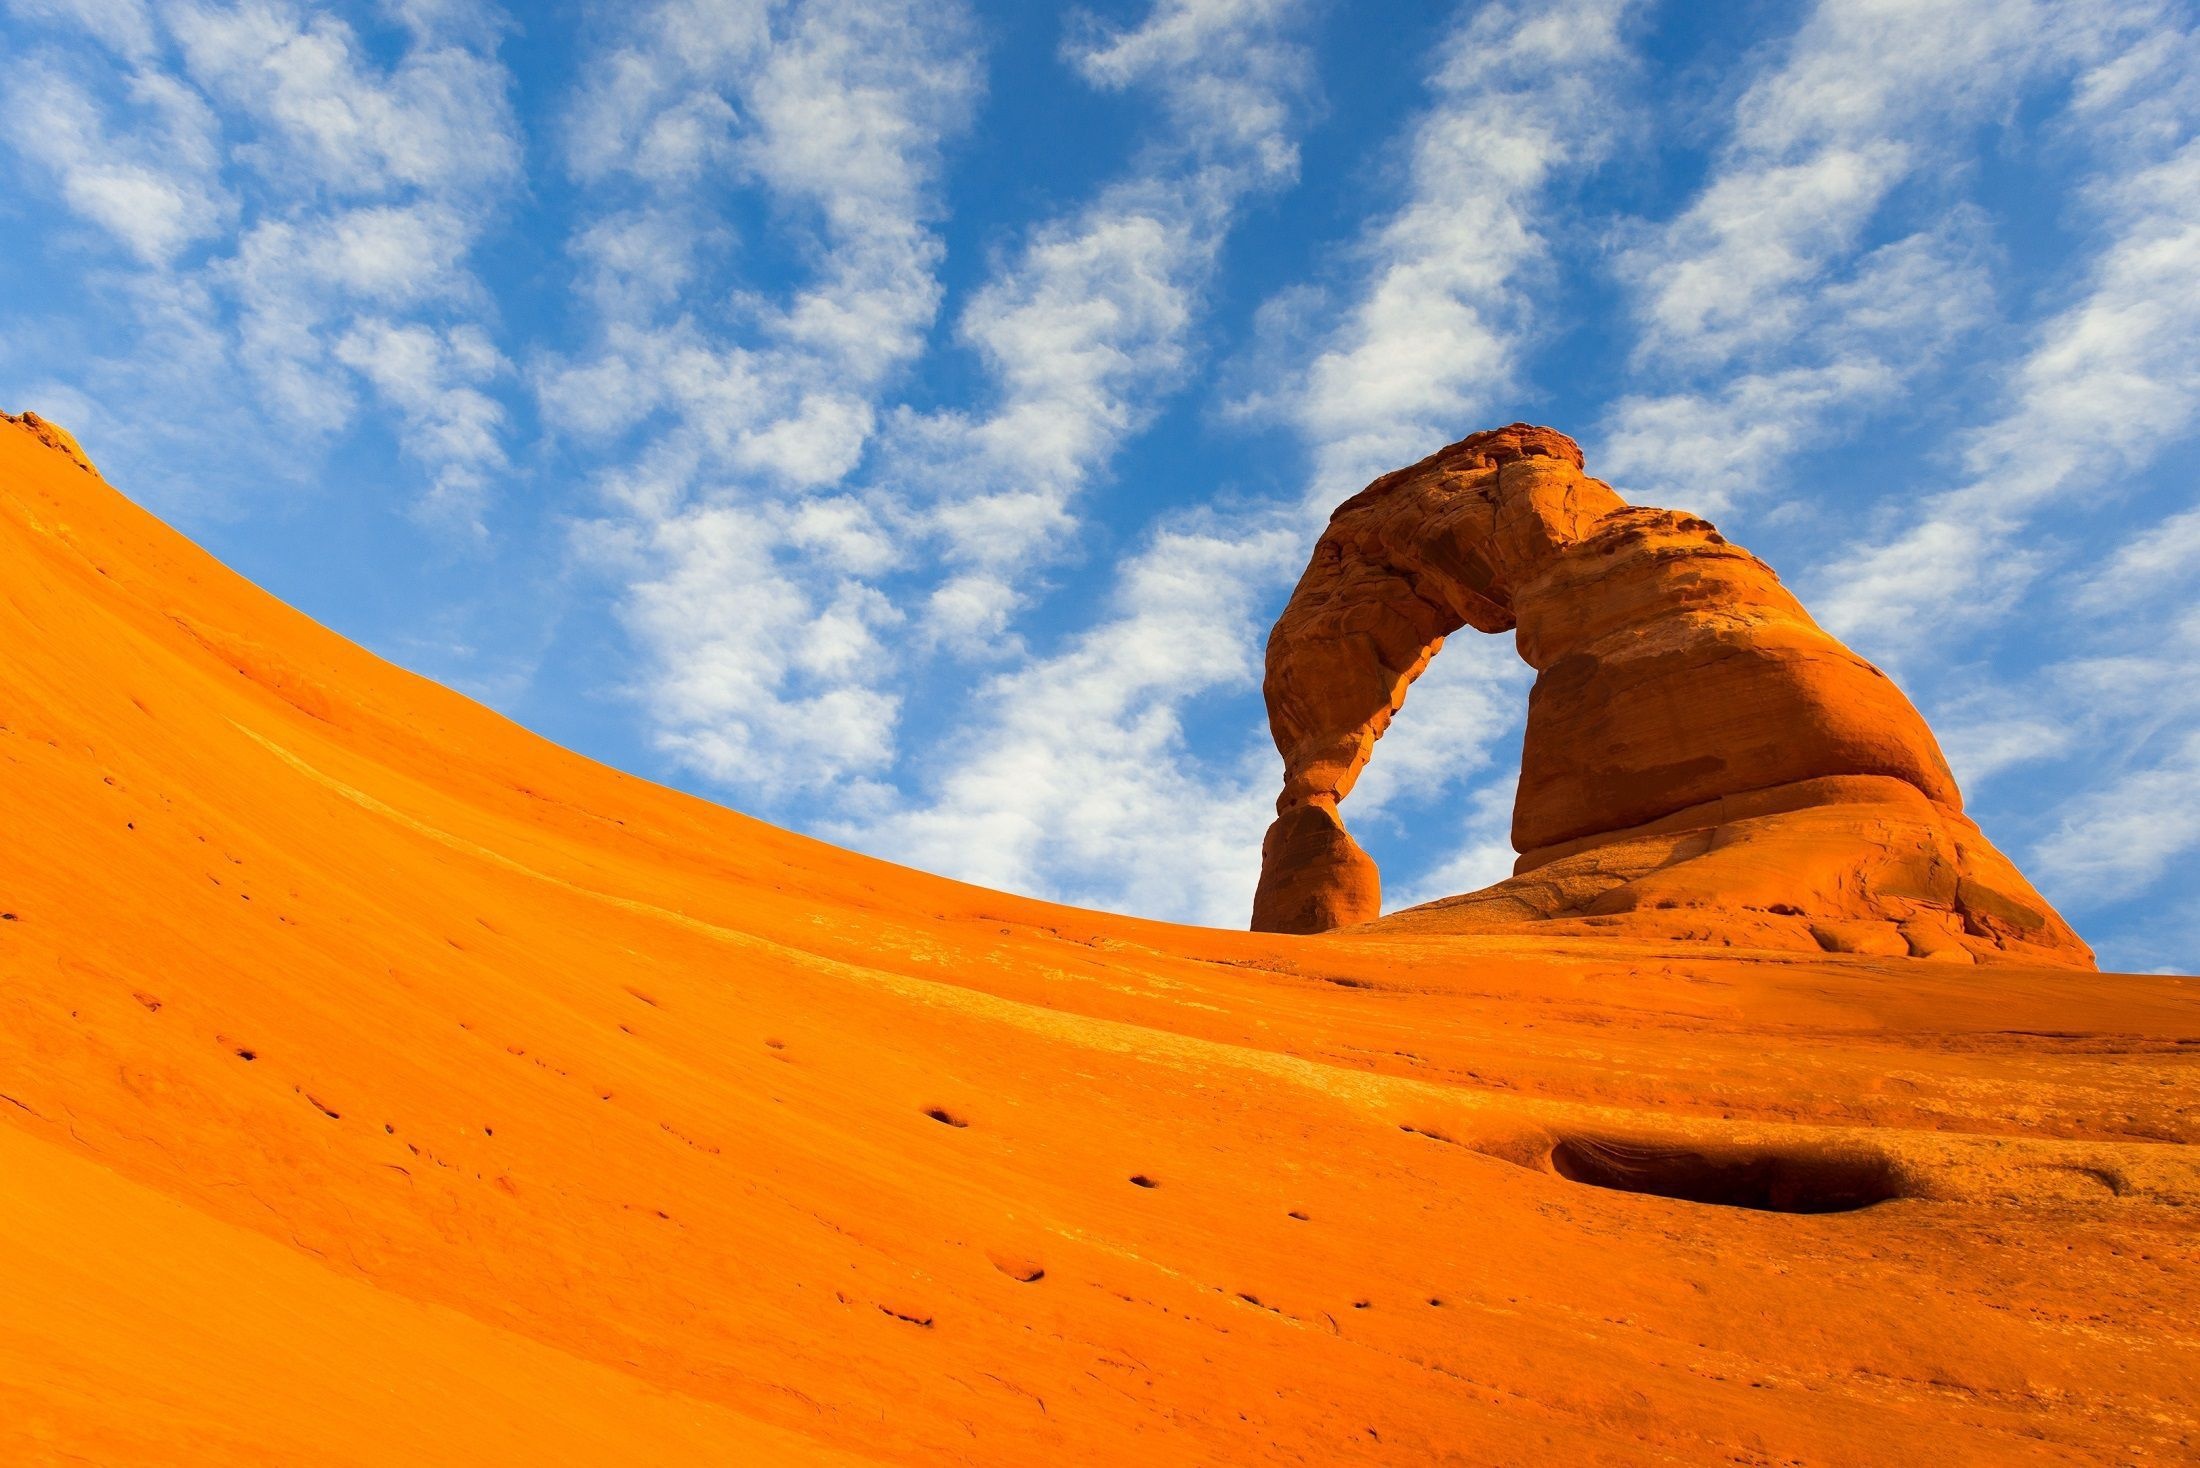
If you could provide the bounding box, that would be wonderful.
[1252,424,2092,968]
[10,410,2196,1468]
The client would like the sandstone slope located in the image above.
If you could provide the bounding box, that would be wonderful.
[1,413,2194,1466]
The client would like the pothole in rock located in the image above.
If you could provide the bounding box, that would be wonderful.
[1548,1137,1901,1214]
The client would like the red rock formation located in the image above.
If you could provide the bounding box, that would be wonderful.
[9,413,2195,1468]
[1251,424,2092,967]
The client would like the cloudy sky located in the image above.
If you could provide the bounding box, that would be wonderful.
[5,0,2196,971]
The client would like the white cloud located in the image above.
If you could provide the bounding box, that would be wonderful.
[1818,132,2200,647]
[1593,0,2184,525]
[858,0,1317,656]
[569,209,717,321]
[1,56,230,264]
[1068,0,1310,184]
[2033,729,2200,897]
[554,0,981,430]
[1292,0,1637,501]
[0,0,523,524]
[1933,710,2080,789]
[848,0,1642,923]
[2,0,158,59]
[333,318,509,527]
[1623,0,2128,370]
[622,505,906,792]
[586,0,1322,810]
[846,515,1297,919]
[1601,218,1992,512]
[2073,504,2200,613]
[219,201,481,436]
[1385,779,1518,912]
[565,1,767,184]
[885,199,1204,575]
[555,0,982,792]
[168,0,519,196]
[1344,634,1524,821]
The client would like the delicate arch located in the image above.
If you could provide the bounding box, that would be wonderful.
[1245,424,2089,969]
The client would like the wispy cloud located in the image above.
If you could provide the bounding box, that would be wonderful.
[167,0,518,197]
[1598,0,2153,513]
[852,0,1643,924]
[333,318,509,522]
[0,0,523,527]
[1383,777,1517,912]
[2073,504,2200,614]
[1,54,229,264]
[2034,729,2200,898]
[1603,217,1991,513]
[576,0,1325,803]
[1290,0,1638,501]
[1816,130,2200,647]
[844,515,1299,918]
[1623,0,2117,368]
[869,0,1318,653]
[551,0,982,793]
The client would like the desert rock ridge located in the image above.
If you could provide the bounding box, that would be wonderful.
[1,410,2196,1465]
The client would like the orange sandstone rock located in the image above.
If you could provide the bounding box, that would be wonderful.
[7,411,2192,1468]
[1253,424,2091,967]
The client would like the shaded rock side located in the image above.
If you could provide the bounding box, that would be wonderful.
[1250,424,2092,967]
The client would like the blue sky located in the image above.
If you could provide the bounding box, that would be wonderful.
[5,0,2197,971]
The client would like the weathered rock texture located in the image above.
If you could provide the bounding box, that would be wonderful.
[6,412,2195,1468]
[1252,424,2092,967]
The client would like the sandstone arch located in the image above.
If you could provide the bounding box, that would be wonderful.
[1250,424,2091,968]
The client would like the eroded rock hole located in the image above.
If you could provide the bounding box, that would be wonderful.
[1129,1174,1158,1189]
[1548,1137,1901,1214]
[924,1107,967,1128]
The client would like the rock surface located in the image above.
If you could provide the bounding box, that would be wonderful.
[4,414,2192,1466]
[1253,424,2092,967]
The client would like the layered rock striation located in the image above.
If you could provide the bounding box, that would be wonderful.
[1251,424,2091,967]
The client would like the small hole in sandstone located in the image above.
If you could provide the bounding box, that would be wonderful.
[764,1038,786,1050]
[1129,1174,1158,1189]
[1,913,16,921]
[923,1107,968,1128]
[235,1048,256,1061]
[1287,1210,1309,1221]
[987,1251,1045,1283]
[1352,1299,1370,1309]
[1427,1297,1445,1307]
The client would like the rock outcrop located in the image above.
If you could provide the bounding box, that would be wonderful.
[1251,424,2092,967]
[8,411,2194,1468]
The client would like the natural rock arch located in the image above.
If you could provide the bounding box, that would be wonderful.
[1249,424,2091,967]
